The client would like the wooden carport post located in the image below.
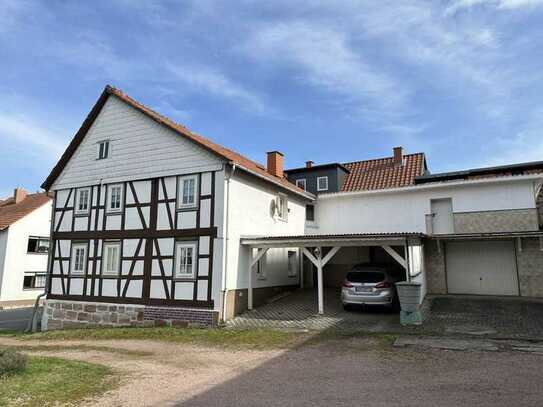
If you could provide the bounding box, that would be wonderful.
[248,247,269,310]
[302,246,341,315]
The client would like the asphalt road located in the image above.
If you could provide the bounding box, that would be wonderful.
[0,307,34,331]
[177,339,543,407]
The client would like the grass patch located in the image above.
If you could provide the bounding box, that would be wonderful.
[17,327,303,349]
[0,355,116,407]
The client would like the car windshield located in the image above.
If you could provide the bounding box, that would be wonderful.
[346,271,384,283]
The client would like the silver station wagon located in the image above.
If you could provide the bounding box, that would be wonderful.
[341,264,405,311]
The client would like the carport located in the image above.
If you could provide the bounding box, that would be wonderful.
[240,233,426,315]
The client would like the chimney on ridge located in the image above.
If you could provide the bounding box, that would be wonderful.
[14,188,27,204]
[393,146,403,166]
[266,151,284,178]
[305,160,314,168]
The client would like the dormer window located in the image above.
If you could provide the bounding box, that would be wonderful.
[296,179,306,190]
[97,140,110,160]
[317,176,328,192]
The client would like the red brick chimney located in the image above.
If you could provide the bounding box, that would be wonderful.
[305,160,314,168]
[393,146,403,166]
[14,188,27,204]
[266,151,284,178]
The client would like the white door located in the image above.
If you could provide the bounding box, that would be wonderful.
[446,240,519,296]
[431,199,453,234]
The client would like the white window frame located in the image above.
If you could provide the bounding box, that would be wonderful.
[317,176,329,191]
[276,193,288,221]
[107,184,123,213]
[295,178,306,191]
[102,241,121,276]
[70,243,87,275]
[174,241,197,279]
[177,175,199,209]
[75,187,91,215]
[97,140,110,160]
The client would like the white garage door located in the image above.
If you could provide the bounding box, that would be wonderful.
[446,240,519,296]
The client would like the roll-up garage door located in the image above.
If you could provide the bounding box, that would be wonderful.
[446,240,519,296]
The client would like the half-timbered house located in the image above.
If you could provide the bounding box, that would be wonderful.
[41,86,313,329]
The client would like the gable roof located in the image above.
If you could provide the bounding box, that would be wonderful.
[340,153,427,192]
[42,86,313,200]
[0,192,51,231]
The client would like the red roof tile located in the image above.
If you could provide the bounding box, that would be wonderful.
[341,153,426,192]
[43,86,312,199]
[0,192,51,231]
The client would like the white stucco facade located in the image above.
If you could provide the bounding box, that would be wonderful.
[0,202,52,302]
[224,170,308,292]
[313,176,540,235]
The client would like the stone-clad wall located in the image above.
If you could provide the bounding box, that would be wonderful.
[42,300,218,330]
[517,238,543,297]
[424,240,447,294]
[453,209,539,234]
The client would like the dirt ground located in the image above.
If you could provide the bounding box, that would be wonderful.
[1,334,543,407]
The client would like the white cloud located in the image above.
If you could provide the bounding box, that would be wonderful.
[242,21,408,114]
[447,0,543,13]
[0,112,65,159]
[165,63,267,114]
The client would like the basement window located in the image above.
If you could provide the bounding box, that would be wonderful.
[97,140,110,160]
[27,237,50,254]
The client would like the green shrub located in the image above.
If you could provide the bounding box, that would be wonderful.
[0,348,27,377]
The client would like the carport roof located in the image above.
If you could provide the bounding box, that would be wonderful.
[241,232,424,247]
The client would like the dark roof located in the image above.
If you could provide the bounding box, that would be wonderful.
[341,153,427,192]
[0,192,51,231]
[284,163,350,174]
[42,86,313,200]
[416,160,543,184]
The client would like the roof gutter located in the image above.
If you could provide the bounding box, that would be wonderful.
[319,173,543,200]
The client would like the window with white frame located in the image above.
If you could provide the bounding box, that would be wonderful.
[102,242,121,276]
[174,242,197,279]
[107,184,123,213]
[23,272,47,289]
[178,175,198,208]
[75,187,90,215]
[97,140,110,159]
[295,178,306,190]
[317,176,328,191]
[276,194,288,221]
[287,251,297,277]
[71,243,87,275]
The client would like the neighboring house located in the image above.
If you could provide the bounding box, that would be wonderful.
[40,86,312,329]
[0,189,52,305]
[39,85,543,330]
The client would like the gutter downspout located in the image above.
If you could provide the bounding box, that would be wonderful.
[221,163,236,323]
[26,195,56,333]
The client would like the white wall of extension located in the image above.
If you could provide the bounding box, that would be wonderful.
[314,178,539,234]
[51,95,224,191]
[0,202,52,302]
[224,171,307,291]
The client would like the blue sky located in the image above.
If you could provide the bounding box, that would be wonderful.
[1,0,543,198]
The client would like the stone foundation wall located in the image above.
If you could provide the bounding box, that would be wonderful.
[42,300,218,331]
[453,209,538,233]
